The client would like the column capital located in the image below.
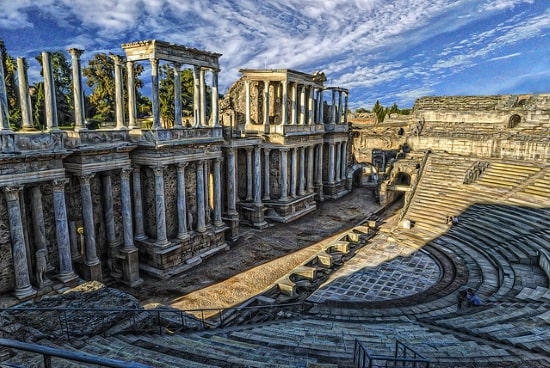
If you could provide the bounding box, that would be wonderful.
[121,168,132,180]
[111,54,125,65]
[177,162,189,170]
[150,58,159,68]
[2,186,22,201]
[152,166,165,176]
[68,48,84,58]
[78,173,95,184]
[52,178,69,191]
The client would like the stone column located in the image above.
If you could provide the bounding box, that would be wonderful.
[330,89,336,125]
[112,55,125,129]
[69,48,86,131]
[263,80,270,126]
[245,147,253,201]
[341,141,347,180]
[173,63,183,128]
[132,166,146,240]
[299,85,306,125]
[16,58,33,130]
[337,90,343,124]
[307,146,315,193]
[42,52,58,130]
[176,163,189,239]
[213,158,223,226]
[200,68,206,127]
[192,66,200,127]
[263,148,271,201]
[291,83,298,125]
[51,179,77,282]
[344,92,349,124]
[203,161,211,225]
[253,145,262,204]
[152,166,169,246]
[328,143,335,184]
[3,186,36,299]
[79,174,100,266]
[226,148,238,215]
[102,173,118,249]
[281,81,288,125]
[317,89,324,124]
[308,86,314,125]
[244,80,251,126]
[211,70,220,127]
[30,186,48,260]
[120,168,135,250]
[298,146,306,195]
[0,50,12,130]
[126,60,137,129]
[290,147,297,198]
[335,142,341,182]
[196,161,206,233]
[316,143,324,186]
[150,58,161,129]
[280,148,289,201]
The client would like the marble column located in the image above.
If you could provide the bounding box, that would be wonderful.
[126,60,137,129]
[263,148,271,201]
[132,166,146,240]
[280,148,289,201]
[203,161,211,225]
[173,63,183,128]
[344,92,349,124]
[335,142,341,182]
[253,145,262,204]
[281,81,288,125]
[42,52,58,130]
[245,147,253,201]
[263,80,270,126]
[16,58,33,130]
[298,146,306,195]
[176,163,189,239]
[226,148,238,215]
[244,80,251,126]
[317,89,324,124]
[152,166,169,246]
[199,68,206,127]
[0,50,11,130]
[337,90,343,124]
[196,161,206,233]
[341,141,347,180]
[79,174,99,265]
[330,89,336,125]
[213,158,223,226]
[328,143,335,184]
[112,55,125,129]
[51,179,77,282]
[307,146,315,193]
[3,187,36,299]
[120,168,135,250]
[102,173,118,248]
[69,48,86,131]
[308,86,314,125]
[291,83,298,125]
[211,70,220,127]
[30,186,48,259]
[299,85,306,125]
[316,143,324,186]
[192,66,200,127]
[290,147,297,197]
[150,58,161,129]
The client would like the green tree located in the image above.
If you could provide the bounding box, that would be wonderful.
[372,100,385,123]
[0,38,21,128]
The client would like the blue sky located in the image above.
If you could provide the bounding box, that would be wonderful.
[0,0,549,109]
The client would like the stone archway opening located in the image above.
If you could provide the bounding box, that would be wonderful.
[508,114,521,128]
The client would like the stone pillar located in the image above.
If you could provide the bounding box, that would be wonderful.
[308,86,314,125]
[316,143,324,186]
[341,141,347,180]
[3,187,36,299]
[120,169,135,251]
[307,145,314,193]
[69,48,86,131]
[263,80,270,126]
[30,186,48,261]
[176,163,189,239]
[0,50,11,130]
[226,148,238,215]
[298,146,306,195]
[290,147,297,198]
[79,174,100,266]
[132,166,146,240]
[112,55,125,129]
[281,81,288,125]
[245,147,253,201]
[291,83,298,125]
[280,148,289,201]
[244,80,251,126]
[253,145,262,204]
[263,148,271,201]
[200,68,206,127]
[337,90,343,124]
[192,66,200,127]
[317,89,324,124]
[211,70,220,127]
[196,161,206,233]
[173,63,183,128]
[344,92,349,124]
[328,143,335,184]
[16,58,33,130]
[102,173,118,249]
[213,158,223,227]
[126,60,137,129]
[51,179,77,282]
[152,166,169,246]
[299,85,306,125]
[203,161,211,225]
[330,89,336,125]
[335,142,341,182]
[42,52,58,130]
[151,58,161,129]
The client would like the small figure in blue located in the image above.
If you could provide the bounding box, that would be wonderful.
[466,288,482,306]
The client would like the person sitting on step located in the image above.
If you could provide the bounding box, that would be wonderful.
[466,288,482,306]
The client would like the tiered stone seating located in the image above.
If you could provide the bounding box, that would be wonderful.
[475,161,541,190]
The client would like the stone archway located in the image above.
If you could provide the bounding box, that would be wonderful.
[508,114,521,128]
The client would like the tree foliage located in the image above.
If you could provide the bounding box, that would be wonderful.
[0,38,21,128]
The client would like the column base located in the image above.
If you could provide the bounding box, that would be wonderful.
[80,261,103,282]
[120,248,143,287]
[223,212,240,241]
[238,203,268,229]
[57,271,79,284]
[14,285,37,300]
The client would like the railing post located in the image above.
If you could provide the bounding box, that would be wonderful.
[44,354,52,368]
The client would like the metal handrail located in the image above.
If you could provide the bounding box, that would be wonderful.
[353,339,430,368]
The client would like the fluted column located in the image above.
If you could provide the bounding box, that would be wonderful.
[211,70,220,127]
[152,166,169,246]
[213,158,223,226]
[280,148,289,201]
[126,60,137,129]
[245,147,253,201]
[132,166,146,240]
[42,52,58,130]
[307,146,314,193]
[173,63,183,128]
[290,147,297,197]
[281,81,288,125]
[176,163,189,239]
[200,68,206,127]
[245,80,251,126]
[120,169,135,250]
[328,143,335,184]
[112,55,125,129]
[52,179,77,282]
[298,146,306,195]
[69,49,86,131]
[79,174,99,265]
[151,58,161,129]
[226,148,238,215]
[193,66,200,127]
[0,50,11,130]
[291,82,298,125]
[253,145,262,204]
[335,142,341,182]
[196,161,206,233]
[263,148,271,201]
[3,186,35,298]
[17,58,33,130]
[263,80,270,126]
